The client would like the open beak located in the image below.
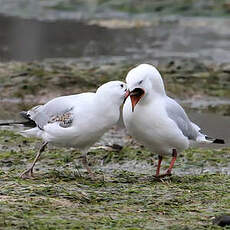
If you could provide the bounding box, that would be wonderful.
[129,88,145,112]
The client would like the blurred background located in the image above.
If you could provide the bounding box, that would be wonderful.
[1,0,230,62]
[0,0,230,143]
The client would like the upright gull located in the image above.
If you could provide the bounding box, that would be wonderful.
[123,64,224,177]
[2,81,127,178]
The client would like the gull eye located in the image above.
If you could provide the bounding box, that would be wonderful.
[138,80,143,85]
[120,84,124,88]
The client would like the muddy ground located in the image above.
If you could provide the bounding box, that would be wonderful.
[0,59,230,230]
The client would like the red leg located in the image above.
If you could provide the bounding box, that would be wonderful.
[165,149,177,175]
[81,155,95,180]
[20,142,48,179]
[155,155,163,177]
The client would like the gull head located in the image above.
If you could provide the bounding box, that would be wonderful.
[125,64,166,112]
[96,81,128,106]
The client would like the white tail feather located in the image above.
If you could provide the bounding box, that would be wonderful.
[196,133,212,144]
[20,127,43,138]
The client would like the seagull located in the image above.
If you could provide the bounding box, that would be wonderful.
[1,81,127,179]
[123,64,225,178]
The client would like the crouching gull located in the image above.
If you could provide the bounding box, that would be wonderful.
[123,64,225,178]
[1,81,127,179]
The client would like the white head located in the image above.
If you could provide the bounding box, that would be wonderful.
[125,64,166,111]
[96,81,128,106]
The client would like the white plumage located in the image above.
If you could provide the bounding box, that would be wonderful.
[123,64,224,177]
[20,80,127,178]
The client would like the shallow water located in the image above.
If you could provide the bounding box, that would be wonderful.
[188,112,230,145]
[1,14,230,63]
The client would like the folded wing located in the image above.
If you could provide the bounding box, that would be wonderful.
[165,97,199,140]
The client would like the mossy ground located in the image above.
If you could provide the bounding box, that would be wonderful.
[45,0,230,17]
[0,60,230,102]
[1,0,230,22]
[0,130,229,229]
[0,60,229,119]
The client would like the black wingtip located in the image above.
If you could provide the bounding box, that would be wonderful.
[19,111,30,120]
[19,111,36,127]
[213,139,225,144]
[0,121,35,126]
[0,122,14,126]
[0,111,36,127]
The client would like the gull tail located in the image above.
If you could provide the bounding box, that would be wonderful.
[205,136,225,144]
[0,111,36,128]
[195,133,225,144]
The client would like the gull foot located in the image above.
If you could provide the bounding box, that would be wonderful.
[20,168,34,179]
[85,171,105,182]
[154,172,172,180]
[88,172,96,180]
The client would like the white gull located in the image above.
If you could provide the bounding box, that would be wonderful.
[123,64,224,178]
[16,81,127,178]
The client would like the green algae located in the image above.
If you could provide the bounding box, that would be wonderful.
[1,59,229,116]
[0,60,229,100]
[0,130,229,229]
[1,0,230,22]
[45,0,230,17]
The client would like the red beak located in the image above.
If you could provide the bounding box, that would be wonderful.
[124,90,130,100]
[123,90,131,104]
[129,88,145,112]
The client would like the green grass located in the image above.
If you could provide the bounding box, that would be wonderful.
[0,130,229,229]
[45,0,230,17]
[1,60,230,101]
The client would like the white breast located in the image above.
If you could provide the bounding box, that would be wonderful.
[123,97,189,155]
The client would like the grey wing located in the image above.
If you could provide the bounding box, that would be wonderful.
[165,97,199,140]
[27,97,74,129]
